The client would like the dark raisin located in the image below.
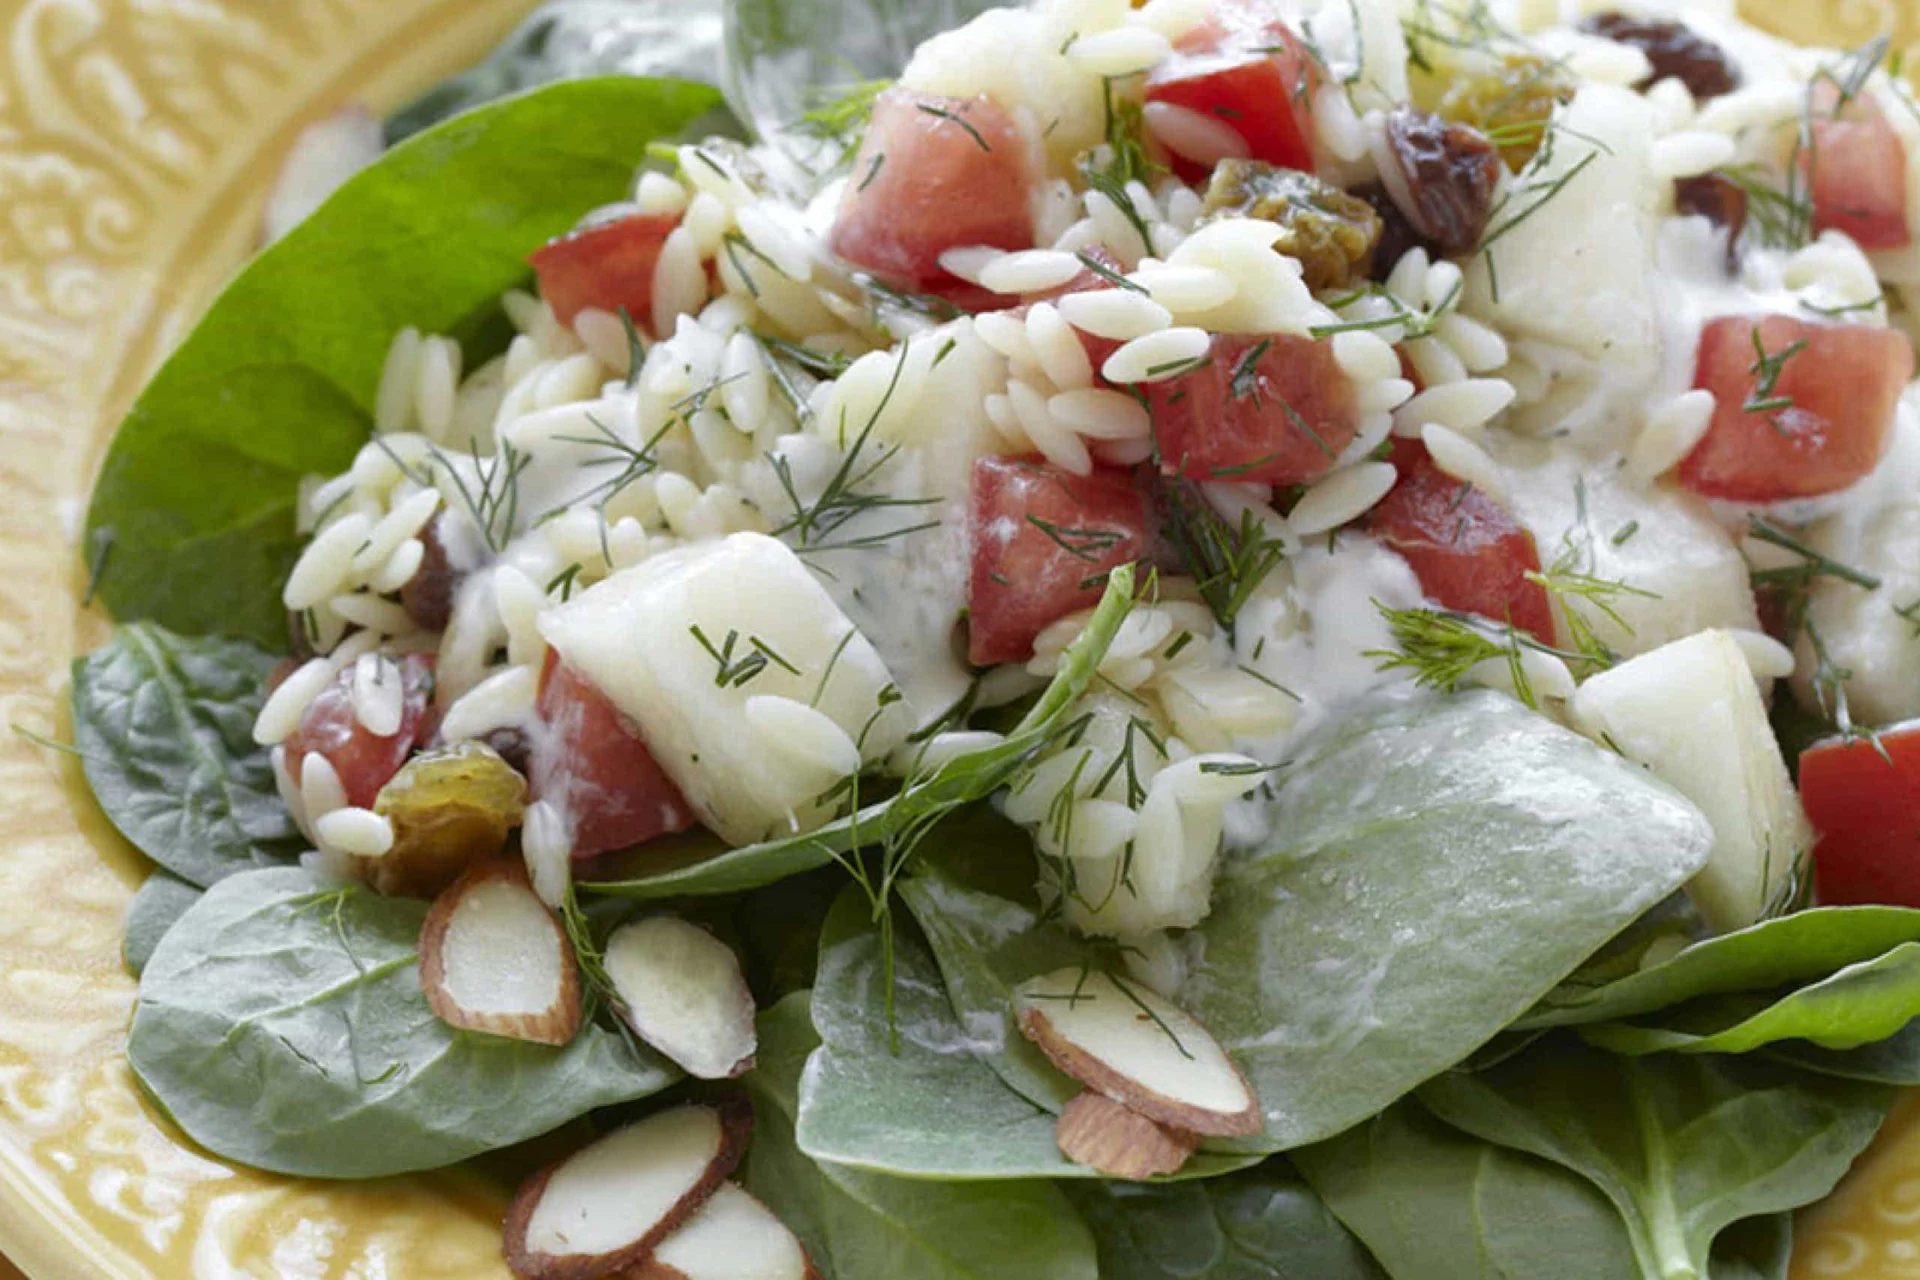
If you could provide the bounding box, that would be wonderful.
[478,726,532,776]
[401,513,460,632]
[1582,13,1740,103]
[1383,109,1502,256]
[1353,183,1431,282]
[1675,173,1749,271]
[1199,160,1383,291]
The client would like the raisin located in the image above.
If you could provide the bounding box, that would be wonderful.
[1199,160,1383,291]
[1354,183,1431,281]
[401,513,460,632]
[1383,109,1502,256]
[1436,54,1574,171]
[1582,13,1740,103]
[1675,172,1749,271]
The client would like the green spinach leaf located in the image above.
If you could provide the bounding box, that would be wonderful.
[73,622,302,887]
[1181,692,1713,1151]
[87,76,722,646]
[122,872,203,977]
[129,867,675,1178]
[1710,1215,1792,1280]
[1519,906,1920,1030]
[1062,1162,1385,1279]
[389,1,724,141]
[744,993,1100,1280]
[585,567,1134,899]
[1581,944,1920,1056]
[1295,1100,1638,1280]
[1417,1037,1891,1280]
[1765,1022,1920,1085]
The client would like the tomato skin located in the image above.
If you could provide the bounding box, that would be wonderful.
[1808,85,1913,252]
[1678,315,1913,502]
[531,652,696,859]
[968,456,1153,665]
[529,213,680,329]
[1146,334,1360,487]
[1803,725,1920,908]
[829,87,1035,308]
[1145,2,1319,182]
[1366,440,1554,640]
[284,655,437,810]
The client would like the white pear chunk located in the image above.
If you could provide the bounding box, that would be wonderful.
[1054,1092,1199,1181]
[419,860,580,1046]
[504,1100,752,1280]
[605,916,758,1080]
[1793,491,1920,726]
[1570,630,1813,931]
[1013,968,1260,1137]
[540,532,914,844]
[632,1183,819,1280]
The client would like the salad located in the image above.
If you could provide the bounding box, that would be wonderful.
[63,0,1920,1276]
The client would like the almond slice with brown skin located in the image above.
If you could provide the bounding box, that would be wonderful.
[419,859,580,1046]
[626,1182,820,1280]
[605,916,757,1079]
[1013,967,1261,1137]
[505,1098,754,1280]
[1055,1092,1200,1181]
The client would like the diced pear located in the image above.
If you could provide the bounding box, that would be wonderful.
[1792,492,1920,725]
[1570,630,1812,930]
[540,533,913,844]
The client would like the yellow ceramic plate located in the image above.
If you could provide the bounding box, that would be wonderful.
[0,1,1918,1276]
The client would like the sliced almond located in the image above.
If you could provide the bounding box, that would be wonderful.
[605,916,757,1080]
[1055,1091,1199,1181]
[1013,967,1260,1137]
[419,859,580,1046]
[505,1098,754,1280]
[627,1182,820,1280]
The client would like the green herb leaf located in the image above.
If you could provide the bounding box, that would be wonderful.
[121,871,203,978]
[129,867,675,1178]
[1765,1020,1920,1086]
[1180,692,1713,1151]
[86,77,722,645]
[71,622,303,888]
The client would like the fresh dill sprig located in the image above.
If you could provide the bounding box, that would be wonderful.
[9,723,86,758]
[689,626,801,689]
[795,77,893,170]
[1747,516,1882,592]
[1743,328,1808,418]
[1027,515,1129,563]
[1158,482,1289,633]
[915,103,991,151]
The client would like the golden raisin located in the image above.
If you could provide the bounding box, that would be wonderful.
[1435,54,1574,171]
[1200,160,1384,292]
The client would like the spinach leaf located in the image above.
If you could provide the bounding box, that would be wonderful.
[896,808,1086,1112]
[73,622,302,887]
[1581,944,1920,1056]
[744,993,1100,1280]
[129,867,674,1178]
[87,77,722,646]
[1519,906,1920,1030]
[1295,1100,1638,1280]
[389,0,724,141]
[1180,692,1713,1151]
[1062,1163,1385,1280]
[585,567,1135,899]
[121,872,202,977]
[1417,1037,1891,1280]
[1711,1215,1792,1280]
[1765,1022,1920,1085]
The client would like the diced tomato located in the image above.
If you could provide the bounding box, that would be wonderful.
[968,456,1153,665]
[1146,334,1360,487]
[1803,725,1920,908]
[1145,0,1320,182]
[284,654,436,809]
[531,652,696,859]
[1807,84,1913,252]
[530,212,680,329]
[829,87,1035,309]
[1678,315,1913,502]
[1365,439,1554,640]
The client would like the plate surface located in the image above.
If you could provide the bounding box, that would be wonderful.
[0,0,1915,1276]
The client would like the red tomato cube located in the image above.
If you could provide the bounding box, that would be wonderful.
[531,653,697,860]
[829,87,1036,309]
[284,654,437,809]
[968,456,1153,665]
[1803,725,1920,908]
[1147,334,1360,487]
[1807,84,1913,252]
[1365,440,1554,640]
[1678,315,1912,502]
[530,212,681,329]
[1146,0,1320,181]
